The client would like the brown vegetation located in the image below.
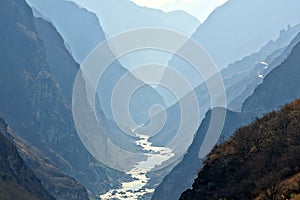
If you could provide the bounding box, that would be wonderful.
[180,99,300,200]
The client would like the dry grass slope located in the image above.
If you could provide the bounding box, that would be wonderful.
[180,99,300,200]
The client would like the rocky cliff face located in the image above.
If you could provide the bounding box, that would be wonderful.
[33,16,79,103]
[0,118,55,200]
[0,0,129,197]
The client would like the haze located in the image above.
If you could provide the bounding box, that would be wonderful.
[131,0,228,22]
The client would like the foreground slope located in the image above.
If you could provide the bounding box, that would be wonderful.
[152,108,254,200]
[180,99,300,200]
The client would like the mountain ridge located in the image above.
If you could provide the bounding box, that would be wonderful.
[191,0,300,69]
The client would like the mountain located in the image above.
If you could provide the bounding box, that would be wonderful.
[180,0,300,71]
[153,31,300,200]
[26,0,166,125]
[160,1,300,92]
[224,23,300,111]
[69,0,199,37]
[168,0,300,89]
[0,118,55,200]
[150,25,300,147]
[243,34,300,115]
[180,99,300,200]
[25,0,106,64]
[33,16,79,103]
[149,28,300,198]
[65,0,200,77]
[0,0,129,197]
[27,0,199,72]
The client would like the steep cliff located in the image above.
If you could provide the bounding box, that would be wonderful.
[0,0,129,197]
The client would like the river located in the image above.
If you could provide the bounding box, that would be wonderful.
[100,134,174,200]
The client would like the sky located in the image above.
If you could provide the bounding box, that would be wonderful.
[131,0,228,23]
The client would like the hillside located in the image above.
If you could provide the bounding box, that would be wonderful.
[0,118,54,200]
[69,0,199,37]
[180,99,300,200]
[152,108,254,200]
